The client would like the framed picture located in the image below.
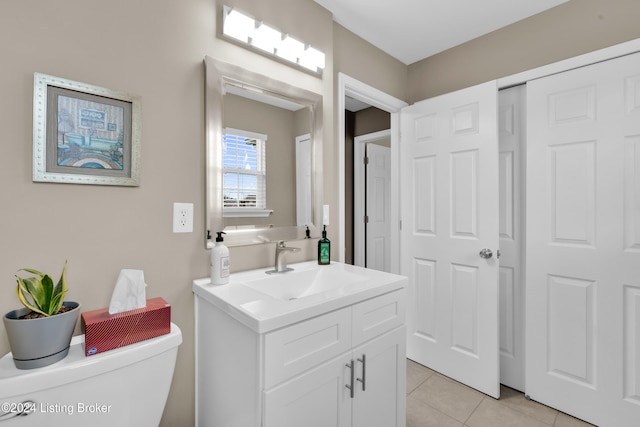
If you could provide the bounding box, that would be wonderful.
[33,73,142,186]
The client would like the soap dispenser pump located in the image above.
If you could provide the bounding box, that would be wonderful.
[318,225,330,265]
[211,231,230,285]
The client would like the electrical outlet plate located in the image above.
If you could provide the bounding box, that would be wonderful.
[173,202,194,233]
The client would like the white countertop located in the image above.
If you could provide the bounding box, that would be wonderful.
[192,261,407,333]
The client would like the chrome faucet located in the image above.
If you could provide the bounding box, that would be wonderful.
[266,240,300,274]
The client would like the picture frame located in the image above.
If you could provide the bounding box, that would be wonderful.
[33,73,142,186]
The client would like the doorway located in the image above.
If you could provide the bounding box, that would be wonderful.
[344,106,390,267]
[337,73,407,273]
[353,130,392,271]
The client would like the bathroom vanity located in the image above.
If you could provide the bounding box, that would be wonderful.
[193,261,407,427]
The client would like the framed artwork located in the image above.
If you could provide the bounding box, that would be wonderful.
[33,73,142,186]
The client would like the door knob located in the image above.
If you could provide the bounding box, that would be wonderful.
[479,248,493,259]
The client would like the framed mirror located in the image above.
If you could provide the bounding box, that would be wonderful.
[204,56,323,247]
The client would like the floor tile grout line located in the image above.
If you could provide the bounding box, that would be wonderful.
[462,395,486,426]
[407,359,597,427]
[412,362,554,426]
[408,394,466,427]
[406,373,431,396]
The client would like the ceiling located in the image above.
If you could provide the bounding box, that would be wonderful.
[314,0,569,65]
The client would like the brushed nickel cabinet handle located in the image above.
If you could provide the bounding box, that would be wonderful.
[345,359,355,398]
[356,354,366,391]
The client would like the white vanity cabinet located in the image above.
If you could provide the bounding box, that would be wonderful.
[262,291,406,427]
[194,267,406,427]
[263,328,406,427]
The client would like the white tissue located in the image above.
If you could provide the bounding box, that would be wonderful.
[108,269,147,314]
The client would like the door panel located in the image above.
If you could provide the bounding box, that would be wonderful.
[624,137,640,251]
[498,85,525,391]
[401,80,500,398]
[366,144,391,272]
[547,275,596,386]
[450,264,480,356]
[263,356,350,427]
[526,52,640,427]
[451,150,479,237]
[624,285,640,405]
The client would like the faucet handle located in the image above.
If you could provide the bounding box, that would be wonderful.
[276,240,286,248]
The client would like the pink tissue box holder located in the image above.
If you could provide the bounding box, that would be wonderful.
[81,297,171,356]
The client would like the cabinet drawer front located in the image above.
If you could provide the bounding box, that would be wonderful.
[264,307,351,388]
[352,290,405,347]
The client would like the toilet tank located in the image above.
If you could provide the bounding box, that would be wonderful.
[0,322,182,426]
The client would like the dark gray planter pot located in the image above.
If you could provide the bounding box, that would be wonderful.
[3,301,80,370]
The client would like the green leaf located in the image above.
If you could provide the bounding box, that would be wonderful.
[18,268,45,278]
[51,261,68,314]
[16,279,48,317]
[40,274,54,314]
[15,262,70,316]
[18,276,45,309]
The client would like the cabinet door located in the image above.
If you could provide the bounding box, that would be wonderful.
[352,327,406,427]
[263,355,351,427]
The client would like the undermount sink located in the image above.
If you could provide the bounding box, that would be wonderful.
[242,266,366,301]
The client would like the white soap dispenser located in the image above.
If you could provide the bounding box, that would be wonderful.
[210,231,230,285]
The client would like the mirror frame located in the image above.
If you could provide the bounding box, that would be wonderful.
[204,56,323,248]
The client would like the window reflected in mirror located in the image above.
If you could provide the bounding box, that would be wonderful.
[222,128,269,216]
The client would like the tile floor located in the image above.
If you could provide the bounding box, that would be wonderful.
[406,359,597,427]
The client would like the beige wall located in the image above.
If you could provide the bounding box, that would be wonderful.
[2,0,640,425]
[354,107,391,136]
[407,0,640,101]
[0,1,333,426]
[333,23,408,102]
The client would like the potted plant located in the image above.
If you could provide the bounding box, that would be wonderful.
[3,261,80,369]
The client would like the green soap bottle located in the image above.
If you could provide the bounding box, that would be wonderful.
[318,225,330,265]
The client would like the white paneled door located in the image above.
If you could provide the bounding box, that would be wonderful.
[366,143,391,272]
[401,81,500,398]
[497,85,525,392]
[526,52,640,427]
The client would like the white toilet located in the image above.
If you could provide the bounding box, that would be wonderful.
[0,322,182,426]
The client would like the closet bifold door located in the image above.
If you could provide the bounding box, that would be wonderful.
[525,52,640,427]
[497,85,525,392]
